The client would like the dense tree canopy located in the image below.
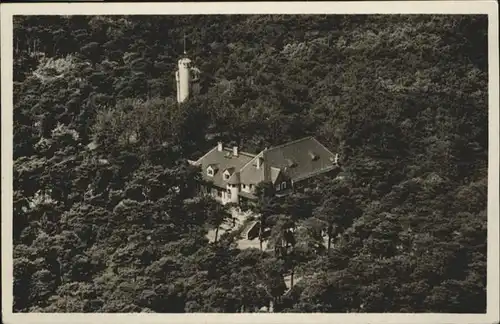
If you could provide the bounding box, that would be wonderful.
[12,14,487,313]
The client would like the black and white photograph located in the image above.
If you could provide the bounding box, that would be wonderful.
[1,1,499,323]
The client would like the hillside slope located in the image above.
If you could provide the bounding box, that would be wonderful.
[12,14,487,313]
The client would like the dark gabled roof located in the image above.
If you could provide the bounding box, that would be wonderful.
[194,146,255,189]
[239,154,266,185]
[195,137,338,194]
[239,136,337,186]
[262,137,337,183]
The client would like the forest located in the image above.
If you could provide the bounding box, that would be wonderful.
[12,14,488,313]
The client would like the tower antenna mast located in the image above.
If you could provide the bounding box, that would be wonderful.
[183,32,187,55]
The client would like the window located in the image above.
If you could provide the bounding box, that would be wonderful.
[282,181,287,189]
[308,152,319,161]
[207,168,213,176]
[276,185,280,191]
[227,190,232,199]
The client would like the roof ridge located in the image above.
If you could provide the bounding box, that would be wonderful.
[194,146,218,165]
[222,147,256,158]
[311,137,336,157]
[266,136,314,152]
[239,151,257,157]
[239,151,264,172]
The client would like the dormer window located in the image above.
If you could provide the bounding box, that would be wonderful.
[223,168,234,181]
[206,164,218,177]
[286,159,297,168]
[308,151,319,161]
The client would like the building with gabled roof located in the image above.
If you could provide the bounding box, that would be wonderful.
[190,137,340,205]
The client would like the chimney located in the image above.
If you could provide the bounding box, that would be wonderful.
[217,142,223,152]
[256,156,262,169]
[334,153,339,165]
[233,146,239,157]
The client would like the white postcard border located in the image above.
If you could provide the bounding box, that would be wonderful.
[1,2,498,324]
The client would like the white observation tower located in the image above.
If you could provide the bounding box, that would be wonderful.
[175,33,200,104]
